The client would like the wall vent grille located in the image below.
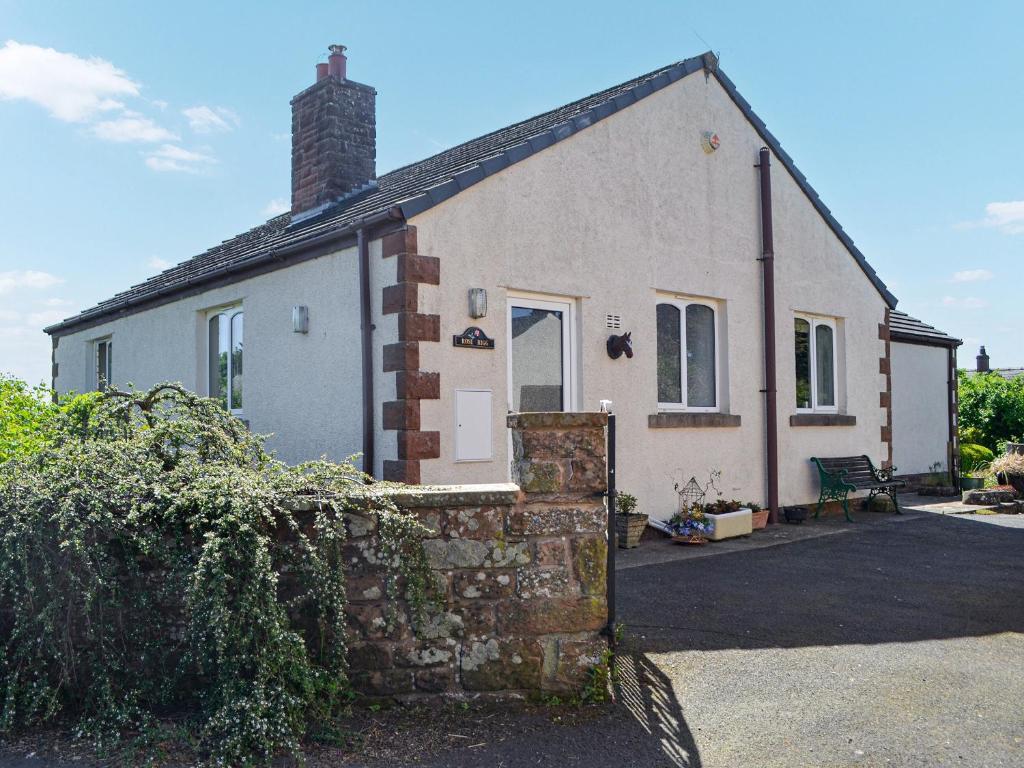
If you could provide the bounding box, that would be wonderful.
[605,314,622,329]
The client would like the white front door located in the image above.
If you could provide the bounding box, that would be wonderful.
[507,295,575,413]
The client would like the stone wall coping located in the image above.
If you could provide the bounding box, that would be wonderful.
[507,412,608,430]
[386,483,521,508]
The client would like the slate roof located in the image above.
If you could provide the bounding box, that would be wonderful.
[47,51,897,335]
[888,310,961,347]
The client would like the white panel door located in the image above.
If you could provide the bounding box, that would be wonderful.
[455,389,493,462]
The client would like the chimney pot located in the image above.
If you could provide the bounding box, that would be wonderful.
[977,345,990,373]
[327,43,347,80]
[316,62,329,82]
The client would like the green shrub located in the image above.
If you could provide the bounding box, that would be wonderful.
[960,443,995,475]
[0,375,55,462]
[0,383,433,765]
[958,371,1024,452]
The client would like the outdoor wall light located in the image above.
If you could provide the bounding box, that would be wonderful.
[468,288,488,318]
[292,305,309,334]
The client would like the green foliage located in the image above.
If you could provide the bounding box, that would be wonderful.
[960,443,995,475]
[958,370,1024,452]
[615,491,638,515]
[0,375,56,462]
[0,383,433,766]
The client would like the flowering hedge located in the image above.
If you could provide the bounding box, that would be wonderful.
[0,383,433,765]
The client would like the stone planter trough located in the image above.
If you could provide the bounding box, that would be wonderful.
[706,508,753,540]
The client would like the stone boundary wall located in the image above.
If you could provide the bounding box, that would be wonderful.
[342,411,610,699]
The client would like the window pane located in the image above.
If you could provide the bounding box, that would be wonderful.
[815,323,835,406]
[96,342,108,391]
[795,318,811,409]
[656,304,682,403]
[106,342,112,388]
[510,306,564,412]
[685,304,716,407]
[230,312,244,411]
[209,314,227,409]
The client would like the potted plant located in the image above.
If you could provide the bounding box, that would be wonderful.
[783,505,808,524]
[668,502,714,544]
[960,443,994,490]
[748,501,769,530]
[990,451,1024,496]
[702,499,753,540]
[614,491,647,549]
[959,470,988,491]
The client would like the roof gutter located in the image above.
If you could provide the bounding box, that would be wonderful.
[757,147,780,525]
[45,206,405,337]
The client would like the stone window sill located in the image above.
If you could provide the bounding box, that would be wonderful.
[648,412,741,429]
[789,413,856,427]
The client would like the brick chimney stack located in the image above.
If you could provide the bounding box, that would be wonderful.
[290,44,376,218]
[977,345,990,373]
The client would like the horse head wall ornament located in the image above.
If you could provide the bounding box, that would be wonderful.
[606,332,633,360]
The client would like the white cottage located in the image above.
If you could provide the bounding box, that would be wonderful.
[47,46,905,520]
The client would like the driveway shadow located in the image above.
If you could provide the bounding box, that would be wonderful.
[614,645,701,767]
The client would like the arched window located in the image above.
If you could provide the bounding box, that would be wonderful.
[657,299,718,411]
[209,306,243,413]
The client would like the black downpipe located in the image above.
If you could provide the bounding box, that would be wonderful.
[605,412,617,644]
[358,228,375,478]
[757,147,780,524]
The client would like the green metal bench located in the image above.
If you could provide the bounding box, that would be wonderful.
[810,455,906,522]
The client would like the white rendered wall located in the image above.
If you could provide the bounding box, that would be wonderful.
[411,71,889,518]
[53,246,366,468]
[891,341,950,475]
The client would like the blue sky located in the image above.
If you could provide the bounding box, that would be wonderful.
[1,0,1021,385]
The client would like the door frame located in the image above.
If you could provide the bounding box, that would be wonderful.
[506,292,577,414]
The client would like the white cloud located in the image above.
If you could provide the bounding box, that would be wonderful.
[0,40,138,122]
[144,144,216,174]
[0,270,63,294]
[261,198,289,217]
[960,200,1024,235]
[183,105,239,133]
[148,256,173,270]
[950,269,994,283]
[91,115,178,143]
[941,296,989,310]
[40,297,72,307]
[26,309,67,327]
[0,309,20,322]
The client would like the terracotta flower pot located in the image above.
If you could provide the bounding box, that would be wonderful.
[751,510,769,529]
[616,513,648,548]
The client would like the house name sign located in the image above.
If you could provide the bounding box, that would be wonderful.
[453,326,495,349]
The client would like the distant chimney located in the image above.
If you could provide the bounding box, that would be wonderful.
[977,345,990,373]
[290,44,376,218]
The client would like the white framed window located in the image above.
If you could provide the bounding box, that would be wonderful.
[656,298,719,412]
[208,306,244,414]
[95,338,112,391]
[794,315,837,412]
